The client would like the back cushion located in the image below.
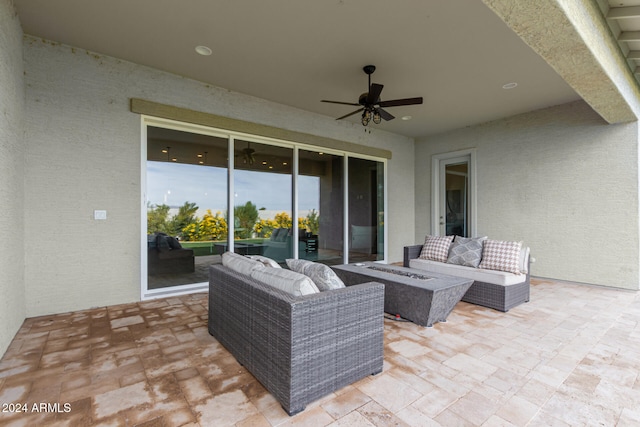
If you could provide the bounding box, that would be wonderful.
[250,267,320,296]
[222,251,263,276]
[246,255,282,268]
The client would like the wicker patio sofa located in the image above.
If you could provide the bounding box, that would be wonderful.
[208,262,384,416]
[404,242,530,312]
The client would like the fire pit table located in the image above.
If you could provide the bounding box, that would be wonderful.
[331,263,473,327]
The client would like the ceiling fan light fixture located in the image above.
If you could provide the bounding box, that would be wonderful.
[361,109,371,126]
[373,110,382,124]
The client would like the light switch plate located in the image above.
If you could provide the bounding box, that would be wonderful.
[94,210,107,220]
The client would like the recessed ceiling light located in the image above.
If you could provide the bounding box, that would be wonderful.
[502,82,518,89]
[401,116,412,121]
[195,45,212,56]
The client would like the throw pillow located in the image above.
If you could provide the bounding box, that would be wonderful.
[246,255,282,268]
[167,236,182,250]
[222,251,264,276]
[286,258,313,274]
[419,235,454,263]
[250,267,320,296]
[155,233,171,253]
[286,259,345,291]
[447,236,487,268]
[478,239,523,274]
[304,263,346,291]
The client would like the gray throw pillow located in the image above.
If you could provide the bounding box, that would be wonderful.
[446,236,487,268]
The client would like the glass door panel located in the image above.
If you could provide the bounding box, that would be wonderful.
[146,126,228,290]
[298,150,344,265]
[441,160,469,237]
[348,157,385,262]
[234,140,292,264]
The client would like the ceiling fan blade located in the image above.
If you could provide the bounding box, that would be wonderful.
[366,83,384,105]
[377,108,395,121]
[336,108,364,120]
[378,97,423,108]
[322,100,361,107]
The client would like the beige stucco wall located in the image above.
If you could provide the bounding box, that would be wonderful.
[415,101,640,290]
[22,36,414,317]
[0,0,25,357]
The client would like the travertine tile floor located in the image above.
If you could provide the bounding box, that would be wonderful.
[1,278,640,426]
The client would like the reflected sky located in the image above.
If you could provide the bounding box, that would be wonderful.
[147,162,320,213]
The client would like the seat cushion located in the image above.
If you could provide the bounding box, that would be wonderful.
[409,258,525,286]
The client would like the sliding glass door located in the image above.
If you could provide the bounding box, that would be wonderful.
[143,119,386,297]
[298,150,344,265]
[233,140,293,264]
[146,126,228,291]
[348,157,385,262]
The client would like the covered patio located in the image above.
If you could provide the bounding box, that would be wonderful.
[1,278,638,426]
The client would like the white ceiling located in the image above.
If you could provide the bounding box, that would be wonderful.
[14,0,583,139]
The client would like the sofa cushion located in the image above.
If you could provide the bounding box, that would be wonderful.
[167,236,182,250]
[246,255,282,268]
[286,259,345,291]
[409,258,525,286]
[447,236,487,268]
[250,267,320,296]
[222,251,264,276]
[520,246,530,275]
[478,239,523,274]
[155,233,171,253]
[419,235,454,263]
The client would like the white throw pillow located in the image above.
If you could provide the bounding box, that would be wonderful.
[285,259,345,291]
[222,251,263,276]
[250,267,320,296]
[285,258,313,273]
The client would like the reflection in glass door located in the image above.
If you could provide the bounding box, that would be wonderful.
[146,126,228,290]
[439,157,469,237]
[297,150,344,265]
[348,157,385,262]
[233,140,293,264]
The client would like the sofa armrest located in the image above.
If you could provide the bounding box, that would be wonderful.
[403,244,423,267]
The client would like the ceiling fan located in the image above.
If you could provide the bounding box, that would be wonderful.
[236,141,256,165]
[322,65,423,126]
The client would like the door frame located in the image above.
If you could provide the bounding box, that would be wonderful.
[431,149,477,237]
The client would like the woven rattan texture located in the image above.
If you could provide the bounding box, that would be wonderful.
[404,244,530,312]
[208,264,384,415]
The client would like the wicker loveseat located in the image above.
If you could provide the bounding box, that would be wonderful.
[404,237,531,312]
[208,260,384,416]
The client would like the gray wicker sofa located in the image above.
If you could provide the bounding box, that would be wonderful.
[404,243,530,312]
[208,262,384,416]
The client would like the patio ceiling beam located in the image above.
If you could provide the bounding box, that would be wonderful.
[130,98,392,159]
[607,6,640,20]
[482,0,640,124]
